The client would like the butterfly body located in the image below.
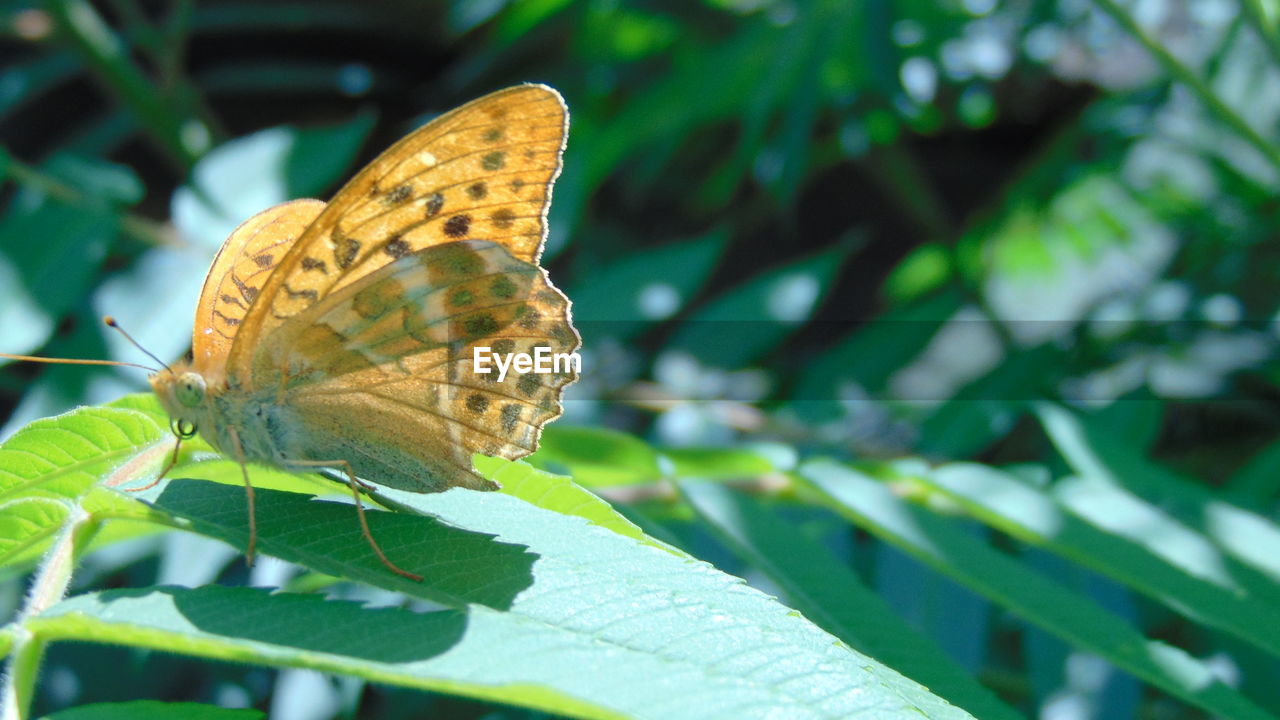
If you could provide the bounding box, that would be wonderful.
[150,360,500,493]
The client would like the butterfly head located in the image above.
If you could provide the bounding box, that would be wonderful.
[149,364,210,438]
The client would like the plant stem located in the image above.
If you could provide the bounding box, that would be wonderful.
[1091,0,1280,174]
[0,509,90,720]
[39,0,211,170]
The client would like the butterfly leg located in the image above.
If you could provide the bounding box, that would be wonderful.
[123,436,183,493]
[226,426,258,567]
[286,459,423,582]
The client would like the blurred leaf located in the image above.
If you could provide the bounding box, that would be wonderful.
[0,190,115,356]
[493,0,574,43]
[42,701,264,720]
[792,287,963,417]
[680,480,1025,720]
[670,244,849,368]
[797,459,1277,720]
[0,250,53,360]
[1228,438,1280,506]
[884,243,952,304]
[42,153,144,205]
[662,446,776,479]
[923,463,1280,657]
[0,54,80,119]
[917,345,1061,458]
[282,110,377,198]
[171,114,377,249]
[568,230,725,336]
[1038,403,1280,587]
[527,425,661,486]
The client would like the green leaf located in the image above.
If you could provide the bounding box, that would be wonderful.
[41,700,264,720]
[0,498,69,569]
[797,459,1277,720]
[568,231,726,334]
[1229,438,1280,505]
[669,244,849,368]
[791,287,962,419]
[475,455,682,556]
[0,193,114,357]
[171,113,377,251]
[663,446,778,479]
[55,479,978,720]
[922,462,1280,658]
[283,110,377,198]
[918,345,1061,457]
[1037,403,1280,588]
[0,402,172,569]
[680,480,1024,720]
[528,426,662,486]
[0,404,169,505]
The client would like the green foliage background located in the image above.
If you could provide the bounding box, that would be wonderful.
[2,0,1280,718]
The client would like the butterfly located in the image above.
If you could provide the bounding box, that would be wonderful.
[4,84,580,580]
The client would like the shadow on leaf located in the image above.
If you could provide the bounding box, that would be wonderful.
[150,480,536,610]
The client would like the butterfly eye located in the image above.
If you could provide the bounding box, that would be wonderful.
[175,372,207,408]
[170,418,198,440]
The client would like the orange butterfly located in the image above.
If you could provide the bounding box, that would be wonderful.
[3,85,580,580]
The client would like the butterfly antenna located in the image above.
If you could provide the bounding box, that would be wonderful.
[103,317,169,372]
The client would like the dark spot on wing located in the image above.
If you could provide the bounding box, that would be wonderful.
[463,312,498,337]
[449,288,473,307]
[500,403,521,433]
[491,208,516,229]
[466,393,490,414]
[231,274,258,304]
[517,373,540,396]
[490,275,517,299]
[334,230,360,269]
[383,235,410,258]
[284,284,319,303]
[384,184,413,205]
[518,306,541,330]
[424,192,444,217]
[443,214,471,238]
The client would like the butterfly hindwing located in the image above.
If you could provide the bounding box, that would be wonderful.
[191,199,325,372]
[260,240,579,492]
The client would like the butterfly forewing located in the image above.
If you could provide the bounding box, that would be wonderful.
[228,84,568,382]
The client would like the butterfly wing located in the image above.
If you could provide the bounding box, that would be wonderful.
[227,84,568,383]
[213,85,574,492]
[191,199,326,373]
[260,240,579,492]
